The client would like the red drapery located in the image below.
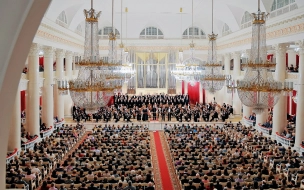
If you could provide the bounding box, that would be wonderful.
[286,53,288,67]
[187,82,199,104]
[40,96,42,106]
[202,88,206,104]
[20,91,26,111]
[287,95,290,115]
[182,81,185,94]
[39,56,44,66]
[267,54,273,62]
[107,96,114,106]
[291,90,297,115]
[296,55,299,68]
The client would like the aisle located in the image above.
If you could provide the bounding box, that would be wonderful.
[151,131,175,190]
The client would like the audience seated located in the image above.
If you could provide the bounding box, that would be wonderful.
[6,123,86,190]
[165,123,303,189]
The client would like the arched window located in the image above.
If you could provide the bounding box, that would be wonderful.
[76,24,82,35]
[182,27,205,39]
[56,11,68,27]
[98,27,120,39]
[241,11,252,29]
[139,27,164,39]
[270,0,297,18]
[222,23,231,37]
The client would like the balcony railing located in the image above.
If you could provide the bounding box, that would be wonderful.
[243,116,255,126]
[300,144,304,154]
[257,123,272,135]
[54,119,65,129]
[22,136,41,151]
[6,148,18,164]
[40,126,53,138]
[275,132,293,147]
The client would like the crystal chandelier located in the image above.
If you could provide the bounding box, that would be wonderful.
[171,0,202,86]
[200,0,226,94]
[171,48,202,85]
[118,2,135,84]
[236,0,293,114]
[292,91,297,104]
[69,0,122,114]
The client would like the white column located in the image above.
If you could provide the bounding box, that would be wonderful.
[287,49,296,67]
[273,44,288,137]
[42,46,54,128]
[73,53,79,76]
[184,81,188,94]
[121,83,128,94]
[199,82,203,103]
[233,52,241,115]
[176,80,182,94]
[8,86,21,151]
[27,43,40,136]
[224,53,231,104]
[256,109,267,125]
[55,49,65,120]
[64,51,73,117]
[295,44,304,150]
[243,105,253,119]
[224,53,231,75]
[65,51,73,79]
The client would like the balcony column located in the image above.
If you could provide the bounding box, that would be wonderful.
[273,44,288,137]
[73,53,78,76]
[233,51,241,115]
[64,51,73,117]
[8,84,21,151]
[27,43,40,136]
[256,109,267,126]
[295,43,304,150]
[54,49,65,120]
[224,53,231,104]
[42,46,54,129]
[243,106,253,120]
[287,49,297,68]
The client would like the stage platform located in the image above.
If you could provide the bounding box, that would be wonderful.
[64,115,242,131]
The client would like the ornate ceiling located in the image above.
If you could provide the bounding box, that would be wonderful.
[45,0,276,39]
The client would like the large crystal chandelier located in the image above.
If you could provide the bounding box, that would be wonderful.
[118,2,135,84]
[69,0,122,114]
[236,0,293,114]
[171,0,202,85]
[200,0,226,94]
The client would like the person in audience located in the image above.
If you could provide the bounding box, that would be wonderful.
[123,181,136,190]
[40,181,49,190]
[49,183,58,190]
[78,183,88,190]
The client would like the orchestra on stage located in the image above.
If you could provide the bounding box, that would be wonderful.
[72,93,233,123]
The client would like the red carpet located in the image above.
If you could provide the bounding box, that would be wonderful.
[153,131,174,190]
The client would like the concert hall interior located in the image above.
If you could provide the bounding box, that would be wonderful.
[1,0,304,189]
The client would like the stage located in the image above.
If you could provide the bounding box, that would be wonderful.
[64,115,242,131]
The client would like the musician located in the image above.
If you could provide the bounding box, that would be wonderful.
[161,107,166,121]
[142,106,148,121]
[210,111,218,122]
[167,106,172,121]
[194,110,200,122]
[114,110,120,122]
[152,105,157,120]
[124,111,131,122]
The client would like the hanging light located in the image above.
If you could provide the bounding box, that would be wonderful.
[200,0,226,94]
[235,0,293,114]
[118,1,135,84]
[171,0,202,85]
[68,0,123,114]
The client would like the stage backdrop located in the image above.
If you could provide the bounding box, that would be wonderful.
[187,82,199,104]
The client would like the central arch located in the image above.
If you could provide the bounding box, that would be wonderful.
[0,0,51,188]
